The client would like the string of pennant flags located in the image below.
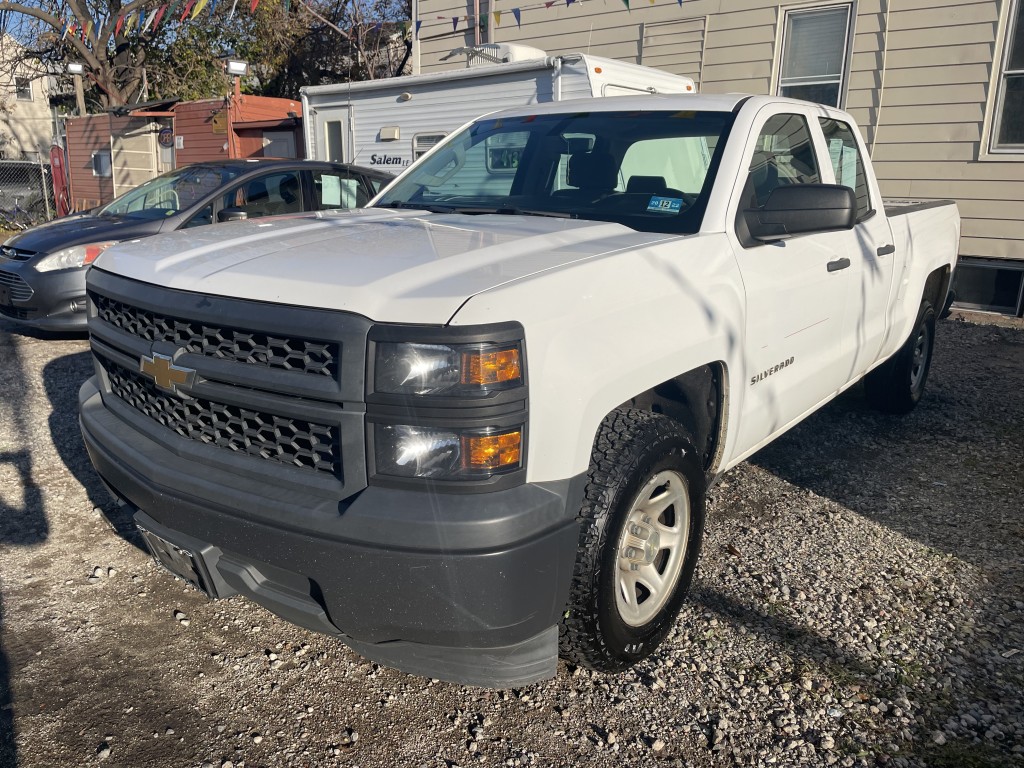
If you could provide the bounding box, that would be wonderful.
[54,0,682,51]
[442,0,683,34]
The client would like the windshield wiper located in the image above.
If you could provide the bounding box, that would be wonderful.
[382,201,460,213]
[495,207,574,219]
[383,202,575,219]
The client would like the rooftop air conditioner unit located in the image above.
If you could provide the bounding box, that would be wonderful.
[443,43,549,68]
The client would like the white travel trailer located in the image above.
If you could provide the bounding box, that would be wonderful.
[300,44,697,174]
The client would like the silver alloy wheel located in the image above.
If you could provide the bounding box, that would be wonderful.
[910,323,931,391]
[615,469,690,627]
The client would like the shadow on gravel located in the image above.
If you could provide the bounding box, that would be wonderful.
[744,319,1024,762]
[748,321,1024,566]
[43,351,145,552]
[695,585,876,680]
[0,322,55,766]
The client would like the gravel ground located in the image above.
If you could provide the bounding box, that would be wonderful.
[0,310,1021,768]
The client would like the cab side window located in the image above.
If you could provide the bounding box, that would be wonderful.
[818,118,871,220]
[746,114,821,207]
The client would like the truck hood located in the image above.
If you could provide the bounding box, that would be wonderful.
[94,208,680,324]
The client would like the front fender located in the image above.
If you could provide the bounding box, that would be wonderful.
[450,233,745,484]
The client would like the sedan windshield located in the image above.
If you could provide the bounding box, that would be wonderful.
[98,165,246,219]
[374,109,734,234]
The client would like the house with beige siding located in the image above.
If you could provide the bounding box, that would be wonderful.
[0,35,55,162]
[410,0,1024,315]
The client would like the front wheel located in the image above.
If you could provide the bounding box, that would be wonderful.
[865,299,936,414]
[559,409,706,673]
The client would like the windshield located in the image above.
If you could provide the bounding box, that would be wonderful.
[98,165,246,219]
[374,109,734,234]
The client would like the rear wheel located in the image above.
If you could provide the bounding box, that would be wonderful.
[865,300,936,414]
[559,409,705,672]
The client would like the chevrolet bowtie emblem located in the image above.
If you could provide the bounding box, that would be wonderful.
[139,353,196,395]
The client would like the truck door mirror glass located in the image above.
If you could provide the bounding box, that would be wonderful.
[744,184,856,242]
[218,207,249,223]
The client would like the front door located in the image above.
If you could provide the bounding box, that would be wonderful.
[731,108,857,457]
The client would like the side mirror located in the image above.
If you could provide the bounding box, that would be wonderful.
[218,207,249,223]
[744,184,856,242]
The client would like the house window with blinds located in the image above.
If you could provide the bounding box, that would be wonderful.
[777,5,853,108]
[993,0,1024,150]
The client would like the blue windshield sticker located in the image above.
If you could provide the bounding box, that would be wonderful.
[647,196,683,214]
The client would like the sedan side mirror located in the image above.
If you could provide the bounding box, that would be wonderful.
[218,207,249,223]
[744,184,856,243]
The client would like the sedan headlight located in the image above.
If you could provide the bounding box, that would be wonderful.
[375,341,522,396]
[35,242,118,273]
[374,424,523,479]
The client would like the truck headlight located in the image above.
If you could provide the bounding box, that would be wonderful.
[35,242,118,273]
[374,424,523,479]
[375,341,522,396]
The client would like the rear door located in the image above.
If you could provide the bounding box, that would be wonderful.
[817,116,896,378]
[730,105,857,457]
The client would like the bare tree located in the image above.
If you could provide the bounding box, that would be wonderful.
[0,0,412,110]
[0,0,163,106]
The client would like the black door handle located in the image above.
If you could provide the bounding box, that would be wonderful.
[827,258,851,272]
[876,244,896,256]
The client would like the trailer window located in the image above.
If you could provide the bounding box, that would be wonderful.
[325,121,345,162]
[486,132,529,173]
[413,133,446,159]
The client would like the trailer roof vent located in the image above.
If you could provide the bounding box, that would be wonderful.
[442,43,548,68]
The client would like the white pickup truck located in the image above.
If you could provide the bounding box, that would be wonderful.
[79,94,960,688]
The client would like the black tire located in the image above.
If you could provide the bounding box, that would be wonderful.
[865,299,936,414]
[559,408,706,673]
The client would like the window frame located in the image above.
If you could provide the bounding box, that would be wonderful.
[818,116,874,222]
[14,77,32,102]
[776,3,855,109]
[990,0,1024,153]
[735,109,829,246]
[412,132,448,160]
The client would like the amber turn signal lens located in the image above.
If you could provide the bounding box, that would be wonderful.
[462,430,522,471]
[461,347,521,386]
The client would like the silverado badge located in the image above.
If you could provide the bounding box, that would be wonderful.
[140,353,196,395]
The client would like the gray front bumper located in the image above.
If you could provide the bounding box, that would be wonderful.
[80,377,585,687]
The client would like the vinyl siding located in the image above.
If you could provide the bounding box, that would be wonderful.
[173,100,230,165]
[65,115,122,210]
[416,0,1023,263]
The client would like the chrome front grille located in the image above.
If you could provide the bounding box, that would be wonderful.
[0,269,33,301]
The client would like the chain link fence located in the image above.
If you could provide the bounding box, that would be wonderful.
[0,158,54,231]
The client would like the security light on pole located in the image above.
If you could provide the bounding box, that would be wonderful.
[66,62,87,115]
[225,59,249,77]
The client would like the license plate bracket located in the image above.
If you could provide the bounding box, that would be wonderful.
[138,525,212,596]
[0,283,10,307]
